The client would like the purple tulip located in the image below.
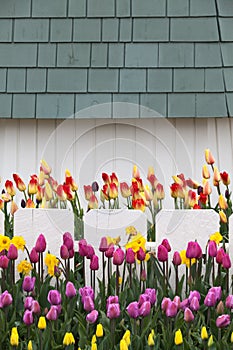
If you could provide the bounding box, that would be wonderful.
[222,254,231,269]
[90,254,99,270]
[126,301,139,319]
[105,244,114,258]
[63,232,74,250]
[204,292,218,307]
[60,244,69,260]
[208,240,217,257]
[23,310,34,325]
[0,255,9,269]
[186,241,202,259]
[188,290,201,303]
[126,248,135,264]
[107,295,119,308]
[107,303,120,319]
[157,244,168,262]
[0,290,13,308]
[161,239,171,252]
[161,297,171,312]
[35,234,46,253]
[86,310,99,323]
[145,288,157,306]
[46,305,58,321]
[78,239,88,257]
[216,314,231,328]
[138,294,149,306]
[209,287,222,301]
[113,248,125,265]
[29,247,39,263]
[99,237,108,253]
[31,300,41,314]
[137,247,146,261]
[48,290,61,305]
[7,244,18,260]
[173,296,181,309]
[165,301,178,318]
[189,296,200,311]
[24,296,33,310]
[79,286,94,303]
[225,295,233,309]
[22,276,36,293]
[83,295,95,312]
[86,245,95,259]
[180,298,189,311]
[184,307,194,323]
[172,251,181,266]
[65,282,76,298]
[139,301,151,317]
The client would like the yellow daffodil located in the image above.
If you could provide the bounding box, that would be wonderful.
[209,232,223,245]
[125,226,137,236]
[10,327,19,346]
[208,335,214,347]
[38,316,46,330]
[174,329,183,345]
[11,236,26,251]
[201,326,208,340]
[45,253,59,276]
[106,235,121,246]
[0,235,11,251]
[17,260,33,275]
[180,250,196,267]
[96,324,104,338]
[63,332,75,346]
[28,340,33,350]
[125,233,146,253]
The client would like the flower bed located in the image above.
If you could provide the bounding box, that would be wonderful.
[0,229,233,349]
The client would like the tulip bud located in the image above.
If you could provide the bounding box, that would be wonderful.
[172,251,181,266]
[29,247,39,263]
[22,276,36,293]
[0,290,13,307]
[48,290,61,305]
[222,253,231,269]
[205,149,215,165]
[120,182,131,198]
[23,310,34,326]
[218,194,228,210]
[113,248,124,265]
[184,307,194,323]
[60,244,69,260]
[216,248,225,264]
[157,244,168,262]
[86,310,99,324]
[208,240,217,257]
[46,305,58,321]
[38,316,46,330]
[0,255,9,269]
[226,295,233,309]
[126,301,139,319]
[83,296,95,312]
[137,247,146,261]
[96,323,104,337]
[10,327,19,347]
[126,248,135,264]
[90,255,99,270]
[99,236,108,253]
[201,326,208,340]
[107,303,120,319]
[220,171,230,186]
[65,282,76,298]
[35,234,46,253]
[202,165,210,179]
[139,301,151,317]
[216,301,224,315]
[7,244,18,260]
[105,244,114,258]
[161,238,171,252]
[165,300,178,318]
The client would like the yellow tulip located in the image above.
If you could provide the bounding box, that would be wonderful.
[10,327,19,346]
[148,332,155,346]
[201,326,208,340]
[120,339,128,350]
[28,340,33,350]
[38,316,46,330]
[208,335,214,347]
[174,329,183,345]
[96,324,104,338]
[63,332,75,346]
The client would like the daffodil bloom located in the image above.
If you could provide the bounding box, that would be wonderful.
[148,332,155,346]
[201,326,208,340]
[45,253,59,276]
[38,316,46,330]
[180,250,196,267]
[10,327,19,346]
[11,236,26,251]
[208,335,214,347]
[125,233,146,253]
[0,235,11,251]
[96,324,103,337]
[174,329,183,345]
[28,340,33,350]
[209,232,223,245]
[125,226,137,236]
[63,332,75,346]
[17,260,33,275]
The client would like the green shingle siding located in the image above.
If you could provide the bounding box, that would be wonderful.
[116,0,131,17]
[190,0,216,17]
[87,0,115,17]
[159,44,194,67]
[0,20,12,42]
[148,69,172,92]
[167,0,189,17]
[0,44,37,67]
[36,94,74,119]
[108,44,124,67]
[88,69,119,92]
[7,69,26,92]
[50,19,72,42]
[102,19,119,42]
[32,0,67,18]
[26,69,47,92]
[132,0,166,17]
[73,19,101,42]
[205,69,225,92]
[120,69,146,92]
[195,44,222,67]
[38,44,57,67]
[47,69,88,92]
[133,19,169,42]
[217,0,233,16]
[125,44,158,67]
[91,44,108,67]
[57,44,90,67]
[0,0,31,18]
[173,69,205,92]
[0,94,12,117]
[12,94,35,118]
[0,69,6,92]
[196,93,227,117]
[14,19,49,42]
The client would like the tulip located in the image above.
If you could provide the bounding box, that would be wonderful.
[126,248,135,264]
[78,239,88,257]
[10,327,19,346]
[0,290,13,308]
[120,339,128,350]
[24,296,33,310]
[96,323,104,337]
[102,172,110,184]
[173,296,181,309]
[174,329,183,345]
[222,253,231,269]
[180,298,189,311]
[5,180,16,196]
[218,194,228,210]
[63,332,75,346]
[161,238,171,252]
[86,245,95,259]
[137,247,146,261]
[83,295,95,312]
[65,282,76,298]
[28,177,38,195]
[35,234,46,253]
[225,295,233,309]
[166,301,178,318]
[13,173,26,191]
[60,244,69,260]
[22,276,36,293]
[86,310,99,324]
[31,300,41,314]
[107,303,120,319]
[216,248,225,264]
[79,286,94,303]
[29,247,39,263]
[161,297,170,312]
[120,182,131,198]
[88,194,98,209]
[140,268,147,281]
[113,248,124,265]
[84,185,93,201]
[216,314,230,328]
[155,183,165,200]
[170,183,184,199]
[90,255,99,270]
[63,184,75,200]
[205,149,215,165]
[187,189,197,207]
[28,340,33,350]
[172,251,181,266]
[105,243,114,258]
[107,295,119,307]
[99,236,108,253]
[186,241,202,259]
[132,198,145,211]
[209,286,222,301]
[126,301,139,319]
[189,296,200,311]
[40,159,51,175]
[63,232,74,250]
[46,305,58,321]
[219,210,227,223]
[208,240,217,257]
[23,310,34,326]
[157,244,168,262]
[216,300,224,315]
[201,326,208,340]
[202,165,210,179]
[184,307,194,322]
[47,290,61,305]
[0,255,9,269]
[38,316,46,330]
[188,290,201,302]
[139,301,151,317]
[203,180,212,195]
[145,288,157,305]
[7,244,18,260]
[220,171,230,186]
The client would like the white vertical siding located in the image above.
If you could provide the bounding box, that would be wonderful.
[0,118,232,209]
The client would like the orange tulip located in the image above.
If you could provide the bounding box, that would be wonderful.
[109,183,118,200]
[202,165,210,179]
[36,185,43,202]
[102,173,110,184]
[63,184,74,201]
[213,166,221,185]
[88,194,98,209]
[110,172,119,187]
[56,184,67,201]
[13,174,26,192]
[203,180,212,196]
[205,149,215,165]
[0,199,4,210]
[65,174,78,191]
[170,183,184,199]
[28,177,38,195]
[143,185,153,201]
[26,198,35,208]
[10,201,18,215]
[187,190,197,208]
[5,180,16,197]
[132,198,145,212]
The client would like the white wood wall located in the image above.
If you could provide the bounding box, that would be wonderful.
[0,118,232,209]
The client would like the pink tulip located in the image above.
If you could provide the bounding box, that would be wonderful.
[63,232,74,250]
[172,251,181,266]
[165,301,178,318]
[99,237,108,253]
[24,296,33,310]
[173,296,181,309]
[161,239,171,252]
[208,240,217,257]
[216,248,225,264]
[86,310,99,323]
[0,255,9,269]
[189,296,200,311]
[126,301,139,319]
[65,282,76,298]
[23,310,34,325]
[209,286,222,301]
[186,241,202,259]
[226,295,233,309]
[216,314,230,328]
[31,300,41,314]
[188,290,201,303]
[204,292,218,307]
[107,303,120,319]
[145,288,157,305]
[126,248,135,264]
[105,244,114,258]
[78,239,88,257]
[139,301,151,317]
[157,244,168,262]
[161,297,170,312]
[22,276,36,293]
[184,307,194,323]
[222,254,231,269]
[29,247,39,263]
[83,296,94,312]
[60,244,69,260]
[180,298,189,311]
[46,305,58,321]
[7,244,18,260]
[137,247,146,261]
[107,295,119,308]
[48,290,61,305]
[79,286,94,303]
[90,255,99,270]
[113,248,124,265]
[86,245,95,259]
[0,290,13,308]
[35,234,46,253]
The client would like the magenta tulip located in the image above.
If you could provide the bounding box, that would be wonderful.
[165,301,178,318]
[126,248,135,264]
[113,248,124,265]
[189,296,200,311]
[204,292,218,307]
[222,253,231,269]
[22,276,36,293]
[86,310,99,323]
[65,282,76,298]
[90,254,99,270]
[208,240,217,257]
[105,244,114,258]
[63,232,74,250]
[0,255,9,269]
[216,314,230,328]
[161,239,171,252]
[79,286,94,303]
[107,303,120,319]
[172,251,181,266]
[78,239,88,257]
[0,290,13,308]
[23,310,34,325]
[226,295,233,309]
[7,244,18,260]
[46,305,58,321]
[139,301,151,317]
[48,290,61,305]
[86,245,95,259]
[107,295,119,308]
[161,297,170,312]
[145,288,157,305]
[60,244,69,260]
[31,300,41,314]
[216,248,225,264]
[157,244,168,262]
[99,237,108,253]
[24,296,33,310]
[186,241,202,259]
[126,301,139,319]
[83,296,95,312]
[29,247,39,263]
[35,234,46,253]
[137,247,146,261]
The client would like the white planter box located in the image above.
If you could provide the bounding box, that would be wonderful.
[0,211,4,235]
[14,208,74,264]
